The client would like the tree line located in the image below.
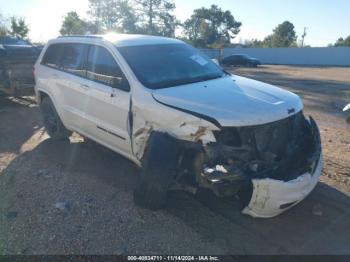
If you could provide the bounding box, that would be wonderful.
[60,1,242,48]
[331,36,350,47]
[1,0,349,48]
[244,21,298,48]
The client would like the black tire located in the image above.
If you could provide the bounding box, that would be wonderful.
[40,96,71,140]
[134,132,180,210]
[237,180,253,210]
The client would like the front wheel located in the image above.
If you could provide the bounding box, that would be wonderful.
[133,132,180,210]
[40,96,71,140]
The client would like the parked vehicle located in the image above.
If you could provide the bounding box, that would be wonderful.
[0,36,41,96]
[221,54,261,67]
[34,34,322,218]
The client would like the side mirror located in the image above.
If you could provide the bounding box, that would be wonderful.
[211,58,219,65]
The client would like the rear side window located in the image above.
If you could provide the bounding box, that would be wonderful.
[41,44,63,68]
[60,44,87,77]
[86,45,129,91]
[41,43,87,78]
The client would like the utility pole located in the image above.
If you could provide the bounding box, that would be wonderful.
[301,27,307,47]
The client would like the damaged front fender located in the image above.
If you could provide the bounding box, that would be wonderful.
[130,96,219,160]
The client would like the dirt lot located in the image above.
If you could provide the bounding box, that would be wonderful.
[0,65,349,255]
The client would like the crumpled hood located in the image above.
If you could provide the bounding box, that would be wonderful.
[152,75,303,127]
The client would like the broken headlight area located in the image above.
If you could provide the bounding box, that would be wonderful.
[184,112,321,202]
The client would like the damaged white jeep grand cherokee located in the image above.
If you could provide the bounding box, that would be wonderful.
[34,34,322,218]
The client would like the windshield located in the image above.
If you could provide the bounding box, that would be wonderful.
[117,43,225,89]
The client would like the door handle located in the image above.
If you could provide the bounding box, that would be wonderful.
[110,88,117,98]
[80,84,90,90]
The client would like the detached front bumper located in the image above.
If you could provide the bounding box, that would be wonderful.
[242,154,323,218]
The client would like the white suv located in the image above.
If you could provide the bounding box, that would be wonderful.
[34,34,322,218]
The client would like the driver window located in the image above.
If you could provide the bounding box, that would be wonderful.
[86,45,129,91]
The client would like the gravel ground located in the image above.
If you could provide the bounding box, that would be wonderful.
[0,65,350,254]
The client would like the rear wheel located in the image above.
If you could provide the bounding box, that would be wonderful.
[40,96,71,140]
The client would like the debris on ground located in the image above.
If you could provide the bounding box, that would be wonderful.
[312,204,323,216]
[54,202,71,212]
[5,211,18,220]
[36,169,51,178]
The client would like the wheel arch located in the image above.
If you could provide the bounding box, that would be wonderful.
[36,89,68,130]
[36,89,53,104]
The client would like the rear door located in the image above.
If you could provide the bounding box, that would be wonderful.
[41,43,91,131]
[230,55,240,65]
[235,55,244,65]
[83,44,132,155]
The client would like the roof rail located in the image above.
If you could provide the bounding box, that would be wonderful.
[57,35,103,39]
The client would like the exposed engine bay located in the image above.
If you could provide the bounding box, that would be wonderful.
[176,111,322,209]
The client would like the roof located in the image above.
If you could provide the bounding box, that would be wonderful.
[57,33,183,47]
[0,36,32,46]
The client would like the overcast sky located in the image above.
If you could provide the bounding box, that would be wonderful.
[0,0,349,46]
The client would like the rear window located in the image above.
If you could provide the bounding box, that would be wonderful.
[41,43,87,77]
[0,36,31,45]
[41,42,128,90]
[41,44,63,68]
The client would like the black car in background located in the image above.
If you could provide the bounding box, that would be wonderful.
[221,54,261,67]
[0,37,41,96]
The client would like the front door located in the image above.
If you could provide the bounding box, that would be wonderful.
[83,44,132,156]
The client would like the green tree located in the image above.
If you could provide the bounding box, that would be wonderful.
[182,5,241,48]
[88,0,138,33]
[9,17,29,39]
[116,0,139,33]
[263,21,297,47]
[334,36,350,46]
[60,12,90,35]
[135,0,178,37]
[261,34,273,47]
[244,39,264,48]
